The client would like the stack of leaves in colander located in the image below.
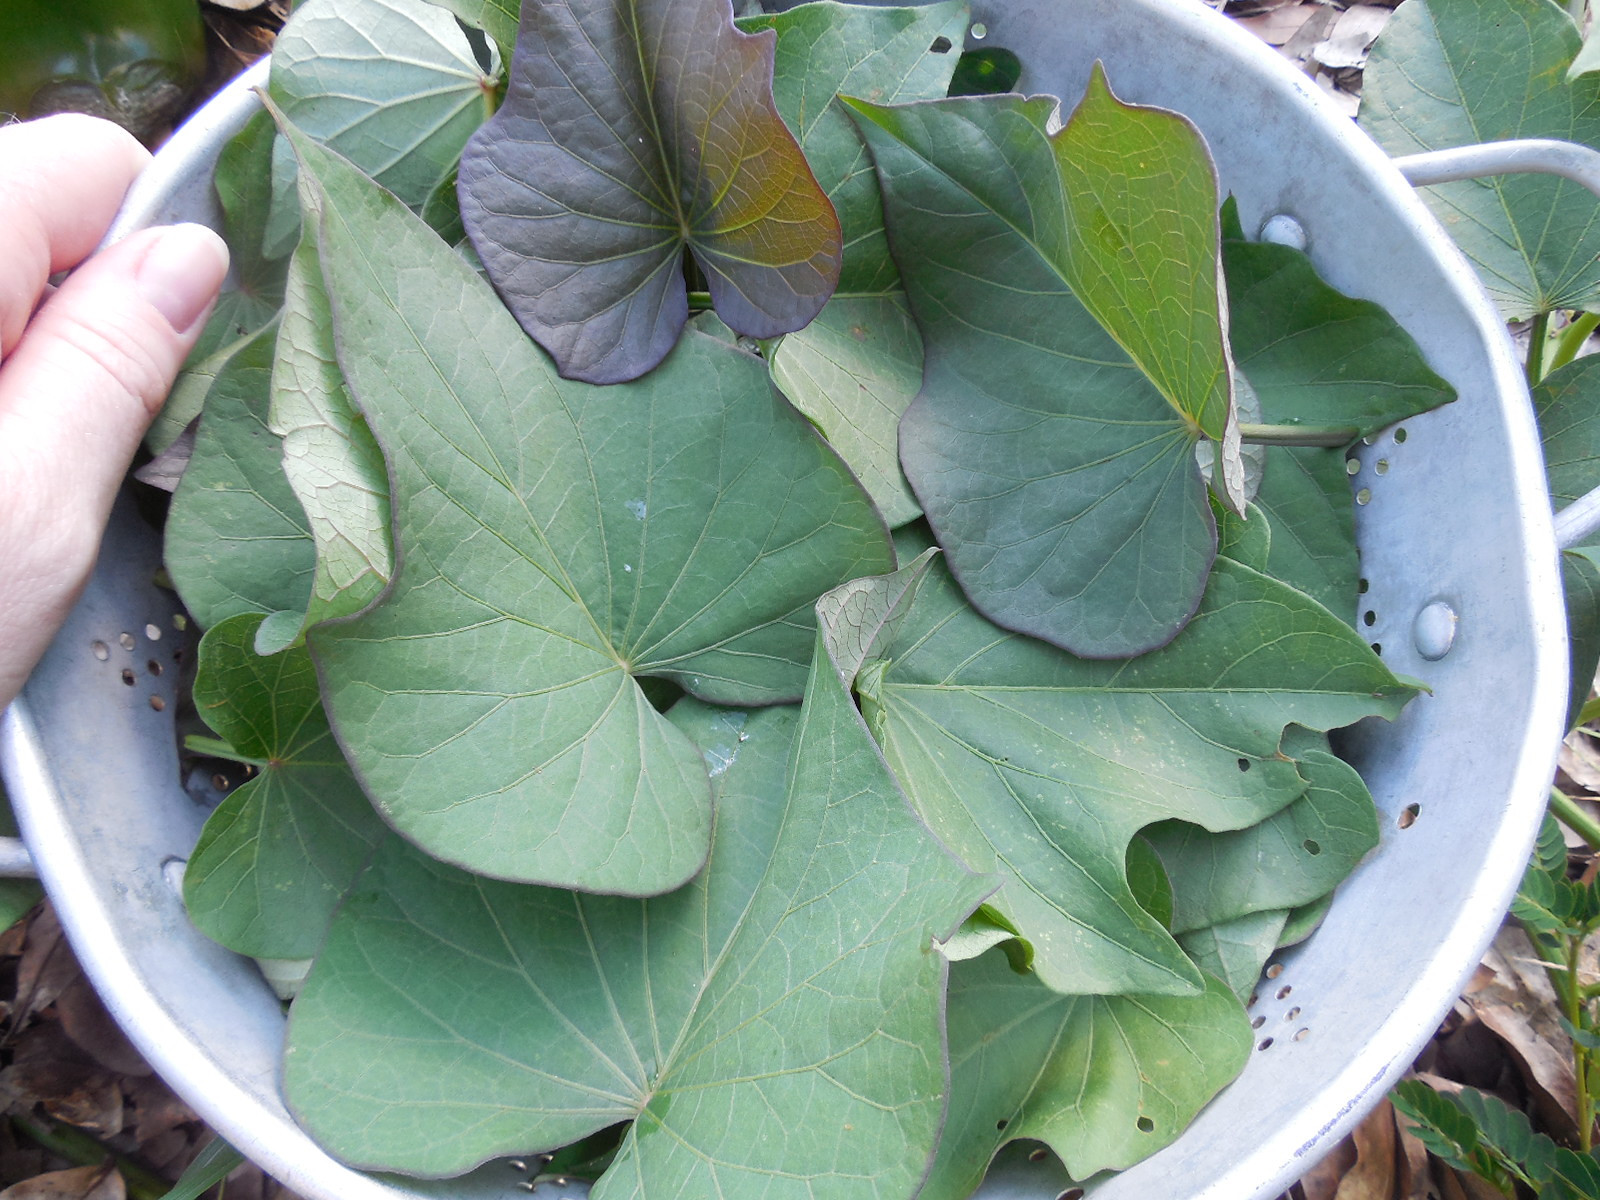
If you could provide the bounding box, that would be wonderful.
[151,0,1452,1194]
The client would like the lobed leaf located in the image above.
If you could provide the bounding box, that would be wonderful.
[281,115,890,893]
[283,693,988,1192]
[841,531,1417,996]
[1178,910,1289,1004]
[923,952,1250,1200]
[184,614,389,960]
[458,0,841,383]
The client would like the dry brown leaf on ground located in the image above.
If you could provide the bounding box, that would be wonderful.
[0,1164,123,1200]
[1462,926,1579,1142]
[1314,5,1392,70]
[13,912,81,1029]
[52,980,147,1083]
[1297,1131,1360,1200]
[1234,2,1328,46]
[1333,1099,1403,1200]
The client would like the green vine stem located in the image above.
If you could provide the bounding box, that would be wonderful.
[1551,787,1600,853]
[687,290,713,309]
[1528,310,1553,387]
[9,1114,172,1200]
[1552,311,1600,373]
[1236,423,1359,448]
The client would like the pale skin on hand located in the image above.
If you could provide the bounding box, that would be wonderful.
[0,113,230,711]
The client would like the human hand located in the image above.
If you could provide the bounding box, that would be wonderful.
[0,113,229,711]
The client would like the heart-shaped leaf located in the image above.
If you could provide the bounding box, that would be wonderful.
[164,322,314,633]
[922,951,1250,1200]
[848,76,1237,657]
[283,692,988,1190]
[184,614,389,960]
[1179,910,1291,1003]
[281,116,890,893]
[841,533,1416,995]
[1363,0,1600,320]
[746,0,968,527]
[458,0,842,384]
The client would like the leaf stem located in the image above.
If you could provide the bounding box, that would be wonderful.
[1528,310,1553,386]
[1552,311,1600,372]
[687,291,713,309]
[183,735,268,768]
[1551,787,1600,853]
[9,1114,170,1200]
[1236,423,1359,448]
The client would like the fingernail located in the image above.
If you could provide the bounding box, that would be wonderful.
[134,223,231,336]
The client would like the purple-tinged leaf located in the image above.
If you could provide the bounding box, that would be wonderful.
[458,0,842,383]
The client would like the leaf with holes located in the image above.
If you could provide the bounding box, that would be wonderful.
[920,951,1250,1200]
[842,533,1416,995]
[457,0,841,384]
[184,614,389,960]
[281,115,890,893]
[747,0,968,527]
[848,71,1241,657]
[282,693,988,1187]
[164,323,314,632]
[1363,0,1600,320]
[1141,727,1380,934]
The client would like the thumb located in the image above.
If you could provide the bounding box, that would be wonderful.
[0,222,230,706]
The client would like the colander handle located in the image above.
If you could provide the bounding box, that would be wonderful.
[1393,139,1600,551]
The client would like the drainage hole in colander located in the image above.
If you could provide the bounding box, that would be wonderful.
[1136,1117,1154,1133]
[149,695,166,712]
[1345,457,1360,476]
[1294,1027,1311,1042]
[1358,577,1369,595]
[145,623,162,641]
[119,669,135,687]
[90,641,109,661]
[1247,991,1259,1007]
[970,21,986,38]
[1251,1015,1266,1030]
[1376,458,1390,475]
[1056,1190,1085,1200]
[1356,487,1372,505]
[172,612,188,632]
[118,632,135,650]
[161,857,186,896]
[1303,839,1321,855]
[147,659,162,677]
[1277,985,1292,1000]
[1265,963,1284,979]
[1371,642,1382,656]
[1258,1037,1275,1051]
[1285,1006,1301,1021]
[1399,802,1421,829]
[1363,610,1376,627]
[1395,427,1408,443]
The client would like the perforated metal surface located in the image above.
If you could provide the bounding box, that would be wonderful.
[0,2,1568,1198]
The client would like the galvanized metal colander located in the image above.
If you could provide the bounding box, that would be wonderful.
[0,1,1577,1197]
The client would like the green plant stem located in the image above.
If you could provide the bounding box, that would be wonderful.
[1551,787,1600,853]
[183,734,266,767]
[1553,312,1600,372]
[1528,310,1553,386]
[1568,932,1597,1152]
[1235,423,1359,448]
[9,1114,170,1200]
[687,290,713,309]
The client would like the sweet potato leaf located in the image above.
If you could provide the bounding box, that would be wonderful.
[1363,0,1600,320]
[747,0,968,527]
[458,0,841,383]
[283,692,988,1191]
[922,952,1250,1200]
[848,77,1237,657]
[184,614,389,960]
[1179,910,1290,1003]
[164,322,314,632]
[841,532,1417,995]
[280,115,891,893]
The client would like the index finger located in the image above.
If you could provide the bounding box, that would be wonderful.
[0,114,151,359]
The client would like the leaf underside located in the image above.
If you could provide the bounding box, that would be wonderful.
[458,0,842,383]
